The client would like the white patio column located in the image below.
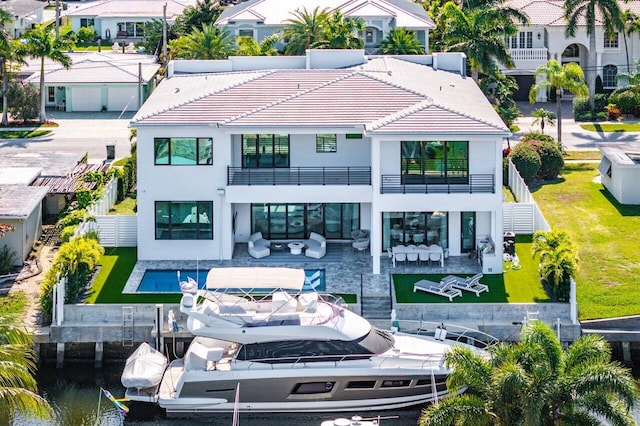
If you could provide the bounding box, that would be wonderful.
[371,136,382,275]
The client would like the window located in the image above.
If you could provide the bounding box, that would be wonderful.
[316,134,337,153]
[401,140,469,183]
[80,18,95,28]
[383,211,448,249]
[365,29,374,44]
[117,21,145,37]
[47,87,55,103]
[518,31,532,49]
[242,134,289,168]
[155,201,213,240]
[238,29,254,38]
[346,381,376,389]
[292,382,335,394]
[381,379,411,388]
[346,133,362,139]
[154,138,212,165]
[602,64,617,88]
[604,32,618,48]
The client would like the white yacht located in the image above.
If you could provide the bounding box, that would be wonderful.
[122,267,497,414]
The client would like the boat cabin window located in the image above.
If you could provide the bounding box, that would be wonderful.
[381,379,411,388]
[292,382,335,394]
[346,381,376,389]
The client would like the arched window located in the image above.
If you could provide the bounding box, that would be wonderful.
[602,64,617,88]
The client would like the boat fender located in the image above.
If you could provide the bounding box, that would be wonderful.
[168,309,178,332]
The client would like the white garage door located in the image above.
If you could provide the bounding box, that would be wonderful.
[108,87,138,112]
[70,87,102,111]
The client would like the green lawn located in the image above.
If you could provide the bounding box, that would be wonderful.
[0,130,51,138]
[109,197,136,215]
[393,235,549,303]
[580,123,640,132]
[534,163,640,319]
[564,150,601,161]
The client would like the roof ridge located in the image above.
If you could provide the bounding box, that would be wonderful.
[133,70,272,122]
[223,70,355,124]
[359,59,431,98]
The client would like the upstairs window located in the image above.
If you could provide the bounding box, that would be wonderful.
[316,134,337,153]
[154,137,212,165]
[604,33,619,48]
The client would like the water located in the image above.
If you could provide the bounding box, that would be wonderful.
[137,269,327,293]
[17,363,423,425]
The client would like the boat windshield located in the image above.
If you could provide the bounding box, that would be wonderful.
[236,328,395,363]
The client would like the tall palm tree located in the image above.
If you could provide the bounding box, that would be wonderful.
[313,11,365,50]
[171,23,235,59]
[0,319,54,423]
[529,60,588,143]
[22,25,73,123]
[420,321,638,426]
[0,9,26,126]
[441,2,525,82]
[377,28,425,54]
[618,9,640,73]
[531,108,556,134]
[564,0,624,107]
[283,6,330,55]
[531,229,579,301]
[236,34,280,56]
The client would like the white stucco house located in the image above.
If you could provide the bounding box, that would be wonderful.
[65,0,196,41]
[131,50,509,275]
[503,0,640,100]
[598,142,640,205]
[23,52,160,112]
[215,0,435,53]
[0,0,44,38]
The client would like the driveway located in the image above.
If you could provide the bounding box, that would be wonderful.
[513,101,640,150]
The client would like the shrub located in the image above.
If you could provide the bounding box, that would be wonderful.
[608,87,640,116]
[572,96,590,115]
[7,82,39,122]
[605,103,621,120]
[60,225,77,243]
[75,187,93,209]
[593,93,609,112]
[57,209,95,229]
[0,245,16,275]
[508,143,541,184]
[503,157,509,186]
[575,111,608,122]
[521,132,555,145]
[76,26,96,43]
[530,140,564,180]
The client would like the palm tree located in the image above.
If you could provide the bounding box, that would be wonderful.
[441,3,525,82]
[529,60,588,143]
[283,6,330,55]
[171,24,235,59]
[0,319,54,423]
[377,28,425,54]
[531,108,556,134]
[236,34,280,56]
[531,229,579,301]
[618,10,639,73]
[616,60,640,85]
[420,321,638,426]
[313,11,365,50]
[22,25,73,123]
[0,9,26,126]
[564,0,624,107]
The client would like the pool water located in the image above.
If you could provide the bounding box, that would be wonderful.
[137,269,326,293]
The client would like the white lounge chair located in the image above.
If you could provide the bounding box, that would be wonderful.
[442,273,488,297]
[412,279,462,301]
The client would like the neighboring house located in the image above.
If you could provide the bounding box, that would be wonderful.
[215,0,435,53]
[65,0,196,41]
[23,52,161,112]
[131,50,509,275]
[598,142,640,205]
[503,0,640,100]
[0,168,48,266]
[0,0,44,38]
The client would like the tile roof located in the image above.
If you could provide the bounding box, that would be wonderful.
[65,0,196,19]
[0,0,44,18]
[0,185,48,218]
[132,57,508,135]
[506,0,640,26]
[217,0,434,28]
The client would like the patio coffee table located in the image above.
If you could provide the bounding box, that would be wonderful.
[287,241,306,255]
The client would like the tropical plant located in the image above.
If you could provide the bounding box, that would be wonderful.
[314,11,365,50]
[0,244,16,274]
[6,81,39,122]
[283,6,330,55]
[616,60,640,86]
[532,229,579,301]
[1,9,28,126]
[21,25,73,123]
[618,10,640,73]
[508,141,541,184]
[236,34,280,56]
[529,60,588,143]
[564,0,624,107]
[441,2,526,81]
[0,318,54,423]
[169,23,235,59]
[419,320,638,425]
[479,68,520,126]
[531,108,556,134]
[75,26,96,43]
[377,28,425,54]
[174,0,223,36]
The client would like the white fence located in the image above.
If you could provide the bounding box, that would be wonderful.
[503,159,550,233]
[88,178,118,216]
[96,215,137,247]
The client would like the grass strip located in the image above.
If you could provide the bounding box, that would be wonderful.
[0,130,51,139]
[580,123,640,132]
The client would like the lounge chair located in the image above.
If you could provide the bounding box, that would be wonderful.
[412,279,462,301]
[442,273,488,297]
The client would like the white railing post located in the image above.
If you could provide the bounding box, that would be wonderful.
[570,277,578,324]
[57,276,65,326]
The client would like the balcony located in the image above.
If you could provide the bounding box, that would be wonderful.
[507,48,548,69]
[381,174,495,194]
[228,166,371,186]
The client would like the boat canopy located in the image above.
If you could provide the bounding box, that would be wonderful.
[205,267,306,290]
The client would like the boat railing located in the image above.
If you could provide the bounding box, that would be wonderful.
[393,320,500,350]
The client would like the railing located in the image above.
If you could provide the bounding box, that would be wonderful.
[509,48,548,62]
[381,174,494,194]
[228,166,371,186]
[395,320,500,350]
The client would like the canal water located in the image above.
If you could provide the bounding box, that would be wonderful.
[14,362,425,426]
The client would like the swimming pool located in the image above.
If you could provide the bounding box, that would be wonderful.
[137,269,326,293]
